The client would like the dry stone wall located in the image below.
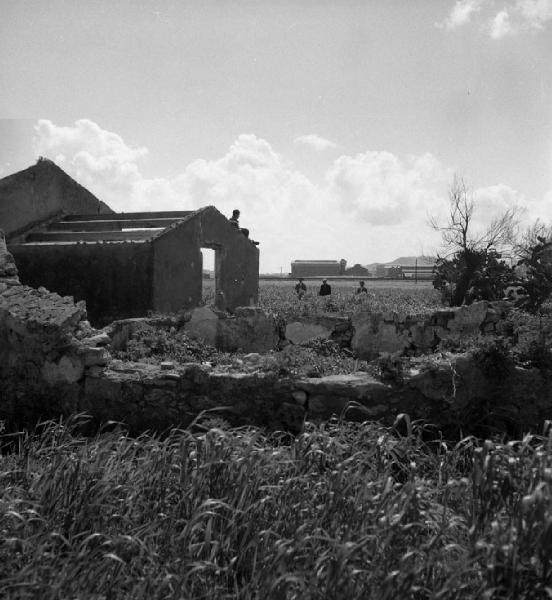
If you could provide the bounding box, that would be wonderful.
[2,235,549,437]
[351,300,512,359]
[110,301,511,360]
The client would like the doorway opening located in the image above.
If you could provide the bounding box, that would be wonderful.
[201,247,217,306]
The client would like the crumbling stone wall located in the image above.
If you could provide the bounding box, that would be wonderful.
[283,301,512,359]
[2,236,550,437]
[351,300,512,359]
[1,230,110,428]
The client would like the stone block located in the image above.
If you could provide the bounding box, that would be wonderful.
[352,313,409,360]
[291,390,307,405]
[184,306,219,347]
[81,346,111,367]
[81,332,111,346]
[285,321,332,344]
[217,310,279,353]
[308,394,349,418]
[41,354,85,384]
[448,301,488,333]
[409,324,446,352]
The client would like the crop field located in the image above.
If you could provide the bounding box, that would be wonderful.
[2,417,552,599]
[202,278,442,318]
[258,280,441,318]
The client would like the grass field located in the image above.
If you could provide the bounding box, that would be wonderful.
[2,417,552,599]
[202,278,442,318]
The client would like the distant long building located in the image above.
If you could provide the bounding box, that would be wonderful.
[382,264,436,280]
[291,259,347,277]
[400,264,436,280]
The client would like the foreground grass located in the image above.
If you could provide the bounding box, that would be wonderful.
[1,417,552,599]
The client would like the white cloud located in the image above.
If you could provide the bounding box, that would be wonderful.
[33,118,541,271]
[438,0,483,30]
[326,151,452,226]
[440,0,552,36]
[516,0,552,29]
[33,121,328,269]
[490,10,512,38]
[294,134,338,152]
[34,119,147,199]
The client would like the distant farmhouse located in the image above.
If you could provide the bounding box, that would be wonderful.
[291,259,347,278]
[0,159,259,324]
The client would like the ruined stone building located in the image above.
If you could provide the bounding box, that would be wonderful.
[0,160,259,325]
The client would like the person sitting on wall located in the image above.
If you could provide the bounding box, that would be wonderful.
[356,280,368,294]
[295,278,307,299]
[229,209,241,229]
[229,209,259,245]
[319,279,331,296]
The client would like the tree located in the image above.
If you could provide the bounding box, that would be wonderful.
[430,175,520,306]
[514,219,552,263]
[515,233,552,313]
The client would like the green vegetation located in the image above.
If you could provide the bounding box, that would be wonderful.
[2,417,552,599]
[5,269,552,598]
[256,280,441,319]
[429,176,552,312]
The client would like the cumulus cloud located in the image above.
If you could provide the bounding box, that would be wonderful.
[517,0,552,28]
[33,121,329,269]
[34,119,147,199]
[490,10,512,37]
[326,151,452,226]
[32,118,539,270]
[294,134,338,152]
[439,0,552,36]
[438,0,483,29]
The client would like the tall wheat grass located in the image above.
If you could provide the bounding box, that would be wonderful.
[2,415,552,599]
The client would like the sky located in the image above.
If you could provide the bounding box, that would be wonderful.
[1,0,551,273]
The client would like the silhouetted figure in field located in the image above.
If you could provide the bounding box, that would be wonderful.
[319,279,331,296]
[295,278,307,299]
[356,280,368,294]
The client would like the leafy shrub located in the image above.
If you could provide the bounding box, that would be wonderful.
[506,308,552,371]
[433,249,515,307]
[473,336,513,381]
[515,237,552,313]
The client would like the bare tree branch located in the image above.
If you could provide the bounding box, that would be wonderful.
[429,174,521,255]
[515,219,552,261]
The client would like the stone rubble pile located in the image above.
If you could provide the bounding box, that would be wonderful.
[1,230,113,426]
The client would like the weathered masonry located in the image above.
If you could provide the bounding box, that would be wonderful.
[1,160,259,325]
[0,158,113,237]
